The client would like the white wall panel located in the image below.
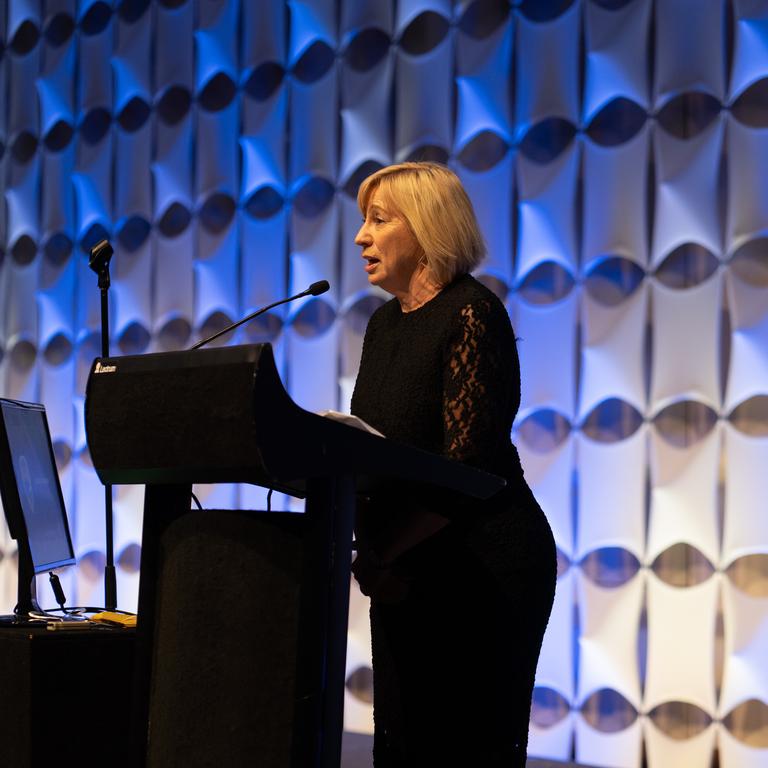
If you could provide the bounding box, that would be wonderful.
[395,38,453,160]
[718,725,768,768]
[457,153,514,287]
[582,127,650,268]
[534,567,575,700]
[651,119,724,268]
[647,425,721,567]
[339,55,394,184]
[649,275,722,412]
[576,428,646,560]
[575,715,643,768]
[727,119,768,251]
[654,0,725,104]
[516,145,579,280]
[643,720,717,768]
[579,283,647,418]
[583,0,651,121]
[729,0,768,99]
[724,272,768,412]
[722,425,768,565]
[528,713,574,762]
[644,573,719,713]
[518,437,574,560]
[577,570,644,708]
[455,21,513,151]
[719,579,768,717]
[515,2,581,133]
[514,292,578,420]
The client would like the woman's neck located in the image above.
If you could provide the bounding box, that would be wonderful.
[395,265,442,312]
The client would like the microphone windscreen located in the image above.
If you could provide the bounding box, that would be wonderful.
[307,280,330,296]
[89,239,114,271]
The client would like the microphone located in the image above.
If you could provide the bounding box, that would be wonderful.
[190,280,331,350]
[89,239,114,290]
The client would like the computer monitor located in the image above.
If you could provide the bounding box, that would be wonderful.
[0,398,75,622]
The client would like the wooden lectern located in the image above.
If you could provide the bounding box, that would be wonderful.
[85,343,503,768]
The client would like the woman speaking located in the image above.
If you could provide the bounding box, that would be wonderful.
[350,162,557,767]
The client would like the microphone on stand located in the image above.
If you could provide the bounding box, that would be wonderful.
[88,238,117,611]
[190,280,331,351]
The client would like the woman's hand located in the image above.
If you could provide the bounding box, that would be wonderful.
[351,549,410,604]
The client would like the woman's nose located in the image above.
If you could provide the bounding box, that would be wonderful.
[355,224,370,246]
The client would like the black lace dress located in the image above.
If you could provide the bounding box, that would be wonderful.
[351,273,557,768]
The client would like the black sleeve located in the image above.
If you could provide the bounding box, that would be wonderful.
[441,297,519,471]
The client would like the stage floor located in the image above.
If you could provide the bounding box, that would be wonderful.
[341,731,594,768]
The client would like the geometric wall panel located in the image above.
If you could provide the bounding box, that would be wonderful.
[647,425,721,568]
[575,716,643,768]
[514,293,578,420]
[643,720,718,768]
[649,275,722,412]
[644,573,719,713]
[583,0,650,123]
[722,425,768,565]
[724,272,768,412]
[395,39,452,161]
[457,154,515,287]
[654,0,725,105]
[579,284,647,418]
[727,120,768,251]
[575,428,646,560]
[719,725,768,768]
[719,579,768,717]
[339,55,393,184]
[577,570,644,708]
[517,436,574,560]
[454,21,513,154]
[516,145,579,281]
[730,0,768,100]
[535,567,575,702]
[528,713,574,763]
[515,2,580,134]
[651,119,724,268]
[582,128,650,268]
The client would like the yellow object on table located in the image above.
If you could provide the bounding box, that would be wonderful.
[89,611,137,628]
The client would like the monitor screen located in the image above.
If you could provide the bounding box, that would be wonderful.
[0,400,75,572]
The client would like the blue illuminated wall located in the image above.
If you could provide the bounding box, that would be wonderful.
[2,1,768,765]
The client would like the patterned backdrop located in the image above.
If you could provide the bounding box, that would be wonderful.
[2,0,768,766]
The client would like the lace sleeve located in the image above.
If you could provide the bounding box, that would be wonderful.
[442,298,517,467]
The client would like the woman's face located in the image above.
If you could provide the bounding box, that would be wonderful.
[354,189,421,296]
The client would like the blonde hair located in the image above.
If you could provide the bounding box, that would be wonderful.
[357,162,486,286]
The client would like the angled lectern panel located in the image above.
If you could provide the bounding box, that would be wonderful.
[84,343,504,768]
[85,343,502,497]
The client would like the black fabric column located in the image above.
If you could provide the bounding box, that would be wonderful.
[142,508,305,768]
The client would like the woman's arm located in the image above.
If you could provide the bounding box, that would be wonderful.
[442,296,518,468]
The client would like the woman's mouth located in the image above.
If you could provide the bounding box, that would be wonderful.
[364,257,379,273]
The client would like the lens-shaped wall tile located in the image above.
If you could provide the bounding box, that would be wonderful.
[653,243,720,289]
[651,543,716,587]
[580,548,642,588]
[580,689,639,733]
[581,399,644,442]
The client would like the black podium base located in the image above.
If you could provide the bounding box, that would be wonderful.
[0,626,134,768]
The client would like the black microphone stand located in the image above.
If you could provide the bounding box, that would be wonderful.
[89,239,117,611]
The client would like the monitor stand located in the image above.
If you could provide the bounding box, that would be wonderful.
[0,549,49,627]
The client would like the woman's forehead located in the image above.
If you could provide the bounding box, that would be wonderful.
[367,186,395,213]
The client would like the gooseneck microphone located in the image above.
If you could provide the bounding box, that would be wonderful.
[190,280,330,350]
